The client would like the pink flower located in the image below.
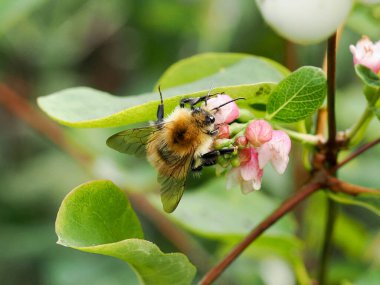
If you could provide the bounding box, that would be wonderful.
[217,124,230,139]
[245,120,273,147]
[227,148,263,193]
[207,94,239,124]
[235,136,248,148]
[258,130,291,175]
[350,36,380,74]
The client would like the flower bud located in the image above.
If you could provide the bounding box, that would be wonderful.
[245,120,273,147]
[207,94,239,124]
[214,138,233,149]
[350,36,380,74]
[235,136,248,148]
[231,156,241,167]
[217,124,230,139]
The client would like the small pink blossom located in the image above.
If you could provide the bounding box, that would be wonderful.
[227,148,263,193]
[235,136,248,148]
[217,124,230,139]
[258,130,291,175]
[350,36,380,74]
[207,94,239,124]
[245,119,273,147]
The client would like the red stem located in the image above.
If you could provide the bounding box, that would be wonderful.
[333,137,380,172]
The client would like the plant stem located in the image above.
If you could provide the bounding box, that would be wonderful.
[326,34,337,148]
[198,181,322,285]
[0,83,93,165]
[318,33,338,285]
[318,198,338,285]
[274,125,323,145]
[333,137,380,172]
[327,177,380,195]
[345,105,374,143]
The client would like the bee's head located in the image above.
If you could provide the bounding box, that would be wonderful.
[192,107,215,126]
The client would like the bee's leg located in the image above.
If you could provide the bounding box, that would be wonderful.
[191,158,203,172]
[156,86,165,123]
[197,148,235,168]
[207,129,219,136]
[191,164,203,172]
[180,97,200,109]
[156,103,164,123]
[179,92,223,108]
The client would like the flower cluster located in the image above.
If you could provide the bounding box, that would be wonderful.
[207,94,291,194]
[350,36,380,74]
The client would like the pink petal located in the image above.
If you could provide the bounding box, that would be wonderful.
[272,155,289,175]
[258,143,272,169]
[258,130,291,174]
[240,148,262,182]
[252,176,262,191]
[272,130,292,155]
[350,36,380,74]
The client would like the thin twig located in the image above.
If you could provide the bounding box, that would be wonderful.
[333,137,380,172]
[0,83,92,165]
[318,32,338,285]
[322,27,343,73]
[326,34,337,150]
[345,106,374,143]
[318,198,338,285]
[198,181,322,285]
[327,177,380,196]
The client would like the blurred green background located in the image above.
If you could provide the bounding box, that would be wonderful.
[1,1,380,284]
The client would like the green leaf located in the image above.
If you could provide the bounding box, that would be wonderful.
[329,192,380,217]
[56,180,196,285]
[56,180,143,246]
[266,66,327,123]
[37,53,288,128]
[158,178,296,239]
[355,64,380,89]
[156,52,289,89]
[354,65,380,108]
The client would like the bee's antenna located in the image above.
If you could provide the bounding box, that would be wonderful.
[211,97,245,111]
[205,82,215,106]
[158,85,164,105]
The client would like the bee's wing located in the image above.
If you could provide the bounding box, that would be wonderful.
[106,124,158,158]
[158,154,194,213]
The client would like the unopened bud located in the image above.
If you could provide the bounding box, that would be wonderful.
[217,124,230,139]
[231,156,241,167]
[214,138,233,149]
[245,120,273,147]
[235,136,248,148]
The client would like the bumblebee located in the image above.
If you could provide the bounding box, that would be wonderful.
[107,88,241,213]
